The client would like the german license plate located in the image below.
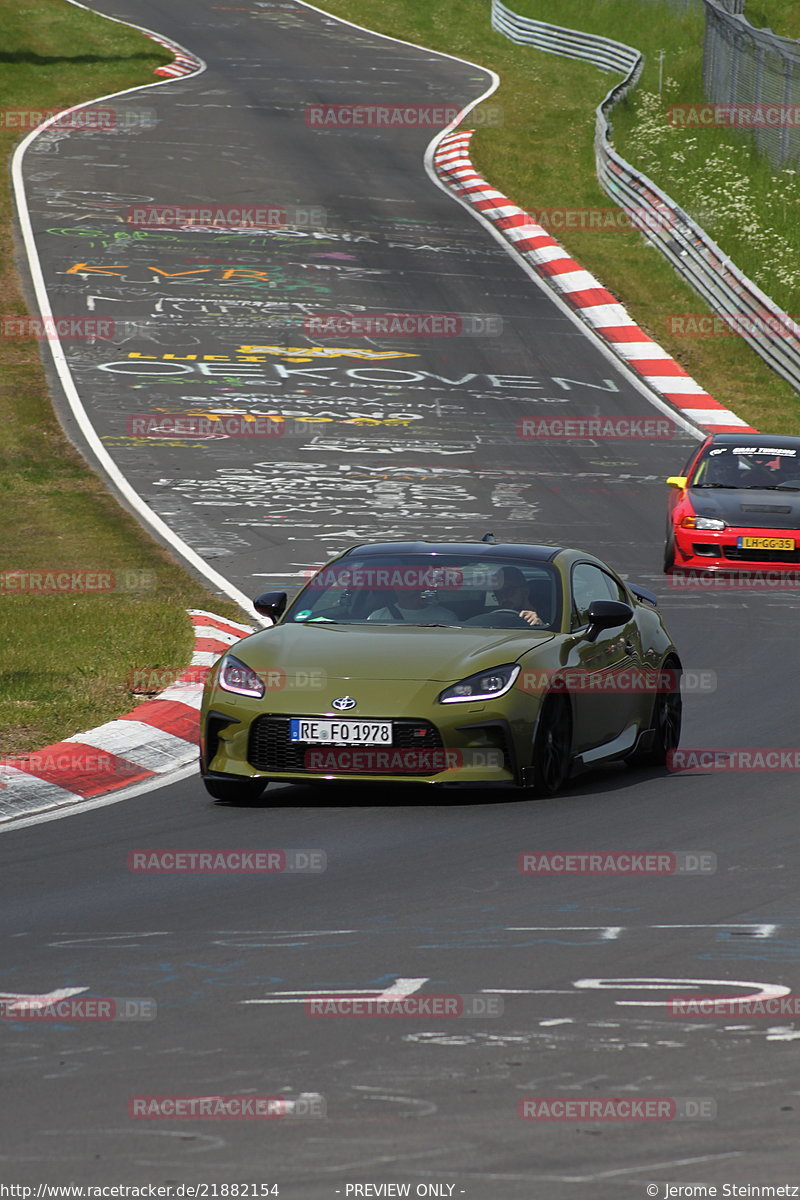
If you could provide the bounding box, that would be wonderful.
[738,536,795,551]
[289,718,392,745]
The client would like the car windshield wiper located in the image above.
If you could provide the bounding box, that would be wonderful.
[692,483,739,489]
[744,484,800,491]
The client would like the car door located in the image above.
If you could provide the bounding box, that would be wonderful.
[564,562,643,753]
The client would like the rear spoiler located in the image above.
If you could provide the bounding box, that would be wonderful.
[628,582,659,607]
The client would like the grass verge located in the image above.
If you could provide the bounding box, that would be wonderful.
[513,0,800,317]
[1,0,245,758]
[313,0,800,433]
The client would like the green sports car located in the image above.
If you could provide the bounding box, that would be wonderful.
[200,540,682,800]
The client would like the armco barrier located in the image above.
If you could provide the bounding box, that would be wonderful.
[491,0,800,395]
[435,129,753,432]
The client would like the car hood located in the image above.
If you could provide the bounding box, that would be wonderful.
[229,622,555,683]
[689,486,800,529]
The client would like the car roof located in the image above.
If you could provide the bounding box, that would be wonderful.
[707,433,800,448]
[339,541,561,562]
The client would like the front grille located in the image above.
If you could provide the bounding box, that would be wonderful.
[723,545,800,563]
[248,715,444,774]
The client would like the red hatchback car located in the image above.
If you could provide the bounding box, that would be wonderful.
[665,433,800,573]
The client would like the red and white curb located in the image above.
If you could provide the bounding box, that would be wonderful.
[0,610,252,822]
[434,130,754,435]
[146,32,202,78]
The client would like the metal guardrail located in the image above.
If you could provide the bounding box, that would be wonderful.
[491,0,800,394]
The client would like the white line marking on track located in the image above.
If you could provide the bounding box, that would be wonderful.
[507,926,623,939]
[574,976,791,1006]
[12,4,263,623]
[653,923,778,937]
[241,977,429,1005]
[0,987,88,1011]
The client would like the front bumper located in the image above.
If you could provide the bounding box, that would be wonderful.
[200,692,534,786]
[672,523,800,572]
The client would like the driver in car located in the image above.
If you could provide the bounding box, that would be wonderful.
[367,587,459,624]
[492,567,544,627]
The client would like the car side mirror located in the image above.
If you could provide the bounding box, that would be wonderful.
[584,599,634,643]
[253,591,287,621]
[666,476,688,490]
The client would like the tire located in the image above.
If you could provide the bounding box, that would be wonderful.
[635,658,682,767]
[663,531,675,573]
[203,777,267,804]
[531,694,572,796]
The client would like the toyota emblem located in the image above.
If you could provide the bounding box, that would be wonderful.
[331,696,357,711]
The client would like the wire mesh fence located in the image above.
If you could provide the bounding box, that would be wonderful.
[703,0,800,170]
[490,0,800,394]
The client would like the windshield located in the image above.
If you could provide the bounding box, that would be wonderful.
[691,444,800,490]
[283,554,562,630]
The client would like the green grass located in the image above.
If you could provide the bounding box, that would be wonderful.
[0,0,245,758]
[314,0,800,434]
[745,0,800,38]
[512,0,800,315]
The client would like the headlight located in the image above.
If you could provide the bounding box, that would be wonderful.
[217,653,265,698]
[439,663,520,703]
[680,515,726,531]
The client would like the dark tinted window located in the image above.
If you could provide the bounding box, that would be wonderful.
[691,443,800,489]
[571,563,627,628]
